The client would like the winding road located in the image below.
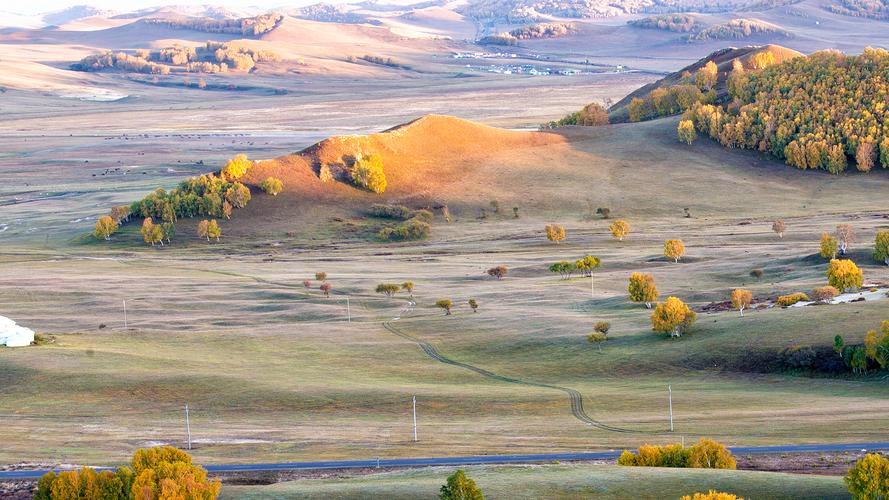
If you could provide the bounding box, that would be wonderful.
[383,301,647,434]
[3,442,888,479]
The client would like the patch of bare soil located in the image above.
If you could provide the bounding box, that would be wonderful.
[737,450,885,475]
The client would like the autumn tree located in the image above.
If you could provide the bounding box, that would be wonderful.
[320,282,332,297]
[651,296,697,338]
[222,200,233,219]
[110,205,131,224]
[549,261,576,279]
[141,217,164,246]
[695,60,718,90]
[845,453,889,500]
[588,331,607,352]
[610,220,630,241]
[436,299,453,315]
[351,154,387,194]
[812,285,839,303]
[207,219,221,241]
[315,272,327,281]
[731,289,752,316]
[678,119,697,144]
[487,266,508,280]
[198,219,210,241]
[93,215,118,241]
[439,469,484,500]
[856,142,877,172]
[827,259,863,292]
[874,230,889,266]
[628,272,659,308]
[664,239,685,262]
[687,438,736,469]
[545,223,566,244]
[468,298,478,312]
[401,281,415,297]
[376,283,400,296]
[222,153,252,180]
[820,232,838,260]
[771,220,786,238]
[836,224,856,255]
[260,177,284,196]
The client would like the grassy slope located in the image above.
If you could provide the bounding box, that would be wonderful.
[222,464,849,499]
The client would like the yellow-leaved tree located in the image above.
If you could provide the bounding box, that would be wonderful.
[351,154,387,194]
[664,239,685,262]
[651,296,697,338]
[820,232,838,260]
[545,223,566,244]
[222,153,252,180]
[827,259,863,292]
[628,272,659,308]
[678,119,697,145]
[844,453,889,500]
[260,177,284,196]
[730,289,752,316]
[610,220,631,241]
[207,220,221,241]
[93,215,118,241]
[874,230,889,266]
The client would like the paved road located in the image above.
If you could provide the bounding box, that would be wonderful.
[3,442,888,479]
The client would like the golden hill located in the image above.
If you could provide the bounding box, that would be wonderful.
[608,44,803,122]
[241,114,564,208]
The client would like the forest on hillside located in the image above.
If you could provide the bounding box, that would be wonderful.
[681,48,889,173]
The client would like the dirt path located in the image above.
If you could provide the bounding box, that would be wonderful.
[382,301,658,435]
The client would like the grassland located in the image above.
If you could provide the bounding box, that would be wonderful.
[2,113,889,468]
[221,464,849,499]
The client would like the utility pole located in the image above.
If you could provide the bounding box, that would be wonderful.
[123,299,128,329]
[185,404,192,450]
[346,297,351,323]
[412,396,418,442]
[668,385,674,432]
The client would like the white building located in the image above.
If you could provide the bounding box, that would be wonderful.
[0,316,34,347]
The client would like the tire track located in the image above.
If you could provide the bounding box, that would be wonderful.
[383,302,659,434]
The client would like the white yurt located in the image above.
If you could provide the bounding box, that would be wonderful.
[0,315,34,347]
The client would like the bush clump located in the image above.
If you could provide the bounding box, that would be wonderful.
[379,218,431,242]
[618,438,736,469]
[776,292,809,307]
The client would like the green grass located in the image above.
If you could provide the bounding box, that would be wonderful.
[221,464,850,499]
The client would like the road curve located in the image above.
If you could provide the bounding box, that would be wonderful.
[382,301,649,434]
[3,442,888,479]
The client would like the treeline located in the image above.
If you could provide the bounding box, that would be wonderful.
[688,18,790,41]
[825,0,889,21]
[479,22,575,45]
[348,55,411,70]
[143,13,283,36]
[628,14,697,33]
[73,42,280,75]
[629,83,712,122]
[680,48,889,174]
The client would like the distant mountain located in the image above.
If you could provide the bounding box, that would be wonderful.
[42,5,116,26]
[112,4,261,21]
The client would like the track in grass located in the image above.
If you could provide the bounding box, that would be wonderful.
[383,302,657,435]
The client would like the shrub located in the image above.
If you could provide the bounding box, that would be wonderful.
[376,283,400,296]
[594,321,610,335]
[812,286,839,302]
[370,204,413,220]
[260,177,283,195]
[468,298,478,312]
[782,345,817,368]
[487,266,508,280]
[749,268,764,279]
[776,292,809,307]
[680,491,743,500]
[545,223,566,243]
[351,154,387,193]
[379,219,431,241]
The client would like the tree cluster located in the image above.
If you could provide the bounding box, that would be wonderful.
[628,14,697,33]
[547,102,609,128]
[35,446,220,500]
[352,154,388,194]
[143,13,283,36]
[629,84,711,122]
[681,48,889,174]
[688,18,790,41]
[617,438,736,469]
